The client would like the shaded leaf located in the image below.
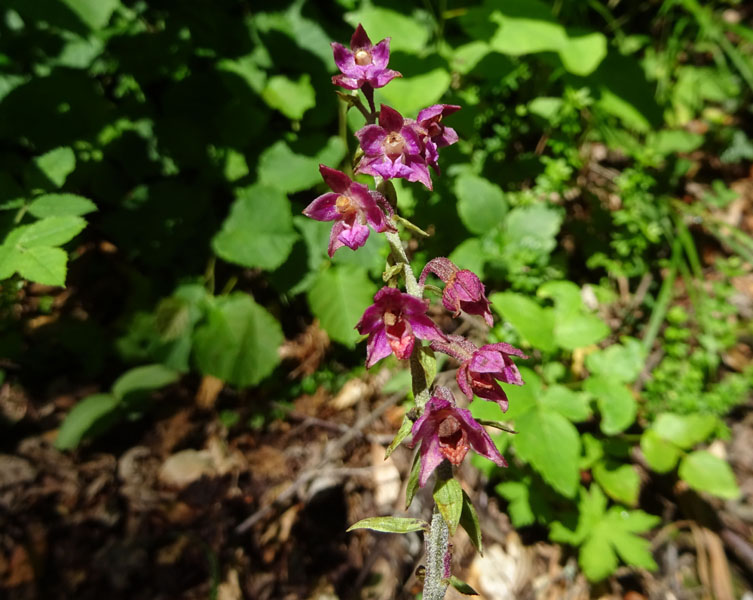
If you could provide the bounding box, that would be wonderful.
[55,394,119,450]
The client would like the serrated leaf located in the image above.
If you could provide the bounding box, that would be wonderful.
[640,430,681,473]
[347,516,428,534]
[55,394,119,450]
[112,364,180,403]
[386,415,413,458]
[593,461,640,506]
[585,376,637,435]
[28,193,97,218]
[678,451,740,500]
[652,413,718,449]
[539,385,591,422]
[15,216,86,248]
[514,408,580,497]
[33,147,75,188]
[454,175,507,235]
[490,292,557,352]
[307,265,377,348]
[193,293,283,388]
[14,246,68,286]
[261,74,316,120]
[433,477,463,535]
[212,185,297,271]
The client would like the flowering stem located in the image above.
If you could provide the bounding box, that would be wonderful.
[423,507,450,600]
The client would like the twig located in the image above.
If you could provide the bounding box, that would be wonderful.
[235,392,403,534]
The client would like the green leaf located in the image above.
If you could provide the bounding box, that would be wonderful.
[678,451,741,500]
[55,394,119,450]
[14,246,68,286]
[307,266,377,348]
[460,490,483,555]
[539,385,591,422]
[593,461,640,506]
[503,204,562,259]
[650,130,704,155]
[585,338,646,384]
[347,516,428,534]
[112,364,180,403]
[652,413,718,450]
[514,408,580,497]
[33,147,76,188]
[28,194,97,218]
[257,137,347,194]
[261,74,316,120]
[59,0,120,29]
[446,576,479,596]
[14,216,86,248]
[378,69,452,117]
[554,313,609,350]
[385,415,413,459]
[528,97,564,121]
[433,477,464,535]
[579,525,618,581]
[585,376,637,435]
[558,32,607,76]
[490,292,557,352]
[193,293,283,388]
[344,6,430,53]
[212,185,297,271]
[640,430,681,474]
[495,481,535,527]
[417,345,437,388]
[454,175,507,235]
[405,451,421,509]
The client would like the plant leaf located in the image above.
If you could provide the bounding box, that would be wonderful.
[433,477,464,535]
[347,516,428,534]
[678,451,741,500]
[55,394,119,450]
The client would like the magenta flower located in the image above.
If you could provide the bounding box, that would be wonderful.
[430,335,527,411]
[419,258,494,326]
[413,104,460,174]
[331,24,401,91]
[356,105,433,190]
[303,165,393,257]
[410,387,507,487]
[356,287,446,368]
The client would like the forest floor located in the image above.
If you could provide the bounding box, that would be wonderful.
[1,350,752,600]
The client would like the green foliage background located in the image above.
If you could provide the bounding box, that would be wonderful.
[1,0,752,584]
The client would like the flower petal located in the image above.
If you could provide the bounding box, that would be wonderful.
[365,328,392,368]
[370,38,391,69]
[356,125,387,156]
[337,221,370,250]
[350,23,372,50]
[378,104,404,132]
[319,164,352,193]
[303,192,340,222]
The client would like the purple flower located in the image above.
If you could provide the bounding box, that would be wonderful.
[303,165,393,257]
[431,335,528,411]
[356,287,446,368]
[419,258,494,326]
[331,24,401,91]
[412,104,460,174]
[356,105,433,190]
[409,387,507,487]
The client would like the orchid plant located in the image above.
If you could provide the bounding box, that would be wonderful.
[303,24,528,599]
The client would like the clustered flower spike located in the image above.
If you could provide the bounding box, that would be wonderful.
[331,24,401,91]
[356,287,446,368]
[356,105,433,190]
[420,258,494,326]
[409,387,507,487]
[303,165,394,257]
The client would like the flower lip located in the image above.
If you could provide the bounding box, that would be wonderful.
[383,131,405,156]
[354,49,371,66]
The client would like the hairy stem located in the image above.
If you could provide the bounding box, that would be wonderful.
[423,507,450,600]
